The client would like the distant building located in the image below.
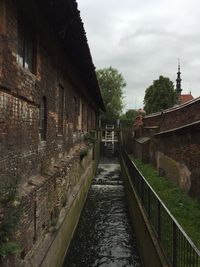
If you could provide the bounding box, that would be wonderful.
[133,109,146,137]
[181,92,194,104]
[137,108,146,114]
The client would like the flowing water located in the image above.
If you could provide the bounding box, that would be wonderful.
[63,158,141,267]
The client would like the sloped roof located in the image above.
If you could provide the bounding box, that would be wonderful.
[20,0,105,111]
[181,94,194,104]
[145,96,200,118]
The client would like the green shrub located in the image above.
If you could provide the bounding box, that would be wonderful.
[0,242,21,257]
[0,176,21,258]
[62,192,67,207]
[84,131,96,144]
[80,149,88,161]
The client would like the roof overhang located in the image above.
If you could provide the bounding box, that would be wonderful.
[18,0,105,111]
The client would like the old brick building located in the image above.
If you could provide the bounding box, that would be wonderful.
[133,97,200,201]
[0,0,104,266]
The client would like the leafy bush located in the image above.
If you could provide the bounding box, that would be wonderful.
[80,149,88,161]
[0,242,21,258]
[0,177,18,206]
[84,131,96,144]
[62,192,67,207]
[0,176,21,258]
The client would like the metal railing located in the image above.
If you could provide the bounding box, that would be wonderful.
[121,148,200,267]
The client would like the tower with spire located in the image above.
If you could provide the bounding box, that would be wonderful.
[176,61,182,104]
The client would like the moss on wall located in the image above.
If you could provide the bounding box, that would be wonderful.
[156,151,191,192]
[40,165,94,267]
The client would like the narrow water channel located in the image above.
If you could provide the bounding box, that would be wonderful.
[63,158,141,267]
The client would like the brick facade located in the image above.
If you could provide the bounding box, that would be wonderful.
[133,98,200,201]
[0,0,103,266]
[144,98,200,133]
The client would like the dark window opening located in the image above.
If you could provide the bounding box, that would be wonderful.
[90,110,93,129]
[87,106,91,130]
[17,19,36,73]
[73,97,77,131]
[39,97,47,141]
[58,85,64,135]
[33,200,37,243]
[20,249,26,260]
[50,211,53,221]
[82,103,84,130]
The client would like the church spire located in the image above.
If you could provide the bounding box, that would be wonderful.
[176,60,182,104]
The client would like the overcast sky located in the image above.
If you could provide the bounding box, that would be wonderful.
[77,0,200,111]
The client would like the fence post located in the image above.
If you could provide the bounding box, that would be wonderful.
[173,221,177,267]
[141,178,144,202]
[148,187,151,218]
[157,200,161,240]
[122,148,200,267]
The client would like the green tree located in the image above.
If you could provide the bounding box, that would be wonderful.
[120,109,139,127]
[144,76,177,114]
[125,109,139,119]
[120,109,143,127]
[96,67,126,120]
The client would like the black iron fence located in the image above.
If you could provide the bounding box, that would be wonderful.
[121,148,200,267]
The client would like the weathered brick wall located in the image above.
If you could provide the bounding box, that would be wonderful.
[0,0,98,184]
[143,98,200,133]
[144,113,162,127]
[134,99,200,201]
[159,100,200,132]
[1,146,95,267]
[0,91,39,183]
[0,0,100,265]
[153,128,200,200]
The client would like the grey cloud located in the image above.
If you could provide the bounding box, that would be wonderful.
[78,0,200,110]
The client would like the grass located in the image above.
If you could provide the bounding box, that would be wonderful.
[132,157,200,250]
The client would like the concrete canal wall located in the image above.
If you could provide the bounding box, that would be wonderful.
[120,157,169,267]
[40,152,95,267]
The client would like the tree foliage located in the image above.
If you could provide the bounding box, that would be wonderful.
[144,76,177,114]
[120,109,139,127]
[125,109,139,119]
[0,177,21,258]
[96,67,126,120]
